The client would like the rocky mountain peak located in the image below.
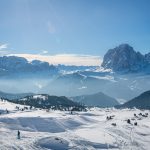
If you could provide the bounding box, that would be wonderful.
[101,44,145,72]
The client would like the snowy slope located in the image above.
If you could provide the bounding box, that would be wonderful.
[0,100,150,150]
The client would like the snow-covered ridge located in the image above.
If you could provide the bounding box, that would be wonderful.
[20,95,48,101]
[33,95,48,100]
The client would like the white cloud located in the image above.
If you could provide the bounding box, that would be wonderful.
[42,50,48,54]
[9,53,102,66]
[0,43,10,56]
[0,44,8,50]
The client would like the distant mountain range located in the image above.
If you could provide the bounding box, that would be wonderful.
[0,56,58,78]
[71,92,119,107]
[101,44,150,73]
[2,90,150,109]
[0,56,96,78]
[0,44,150,101]
[116,90,150,109]
[0,90,118,108]
[0,44,149,76]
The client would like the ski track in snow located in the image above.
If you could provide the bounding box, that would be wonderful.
[0,100,150,150]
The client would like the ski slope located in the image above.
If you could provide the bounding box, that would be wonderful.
[0,100,150,150]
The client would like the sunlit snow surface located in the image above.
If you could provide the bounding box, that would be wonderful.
[0,100,150,150]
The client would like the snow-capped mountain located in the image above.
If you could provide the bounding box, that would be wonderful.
[101,44,149,72]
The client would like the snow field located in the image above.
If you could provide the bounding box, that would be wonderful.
[0,100,150,150]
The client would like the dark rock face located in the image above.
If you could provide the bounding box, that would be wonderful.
[101,44,145,72]
[0,56,28,71]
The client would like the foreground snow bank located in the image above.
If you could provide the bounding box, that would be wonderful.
[0,100,150,150]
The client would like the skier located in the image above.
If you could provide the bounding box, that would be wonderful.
[17,130,20,139]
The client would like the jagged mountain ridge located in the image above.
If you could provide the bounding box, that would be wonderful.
[0,56,97,78]
[0,44,149,76]
[0,56,58,77]
[101,44,150,72]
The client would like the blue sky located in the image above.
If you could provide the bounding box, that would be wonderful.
[0,0,150,65]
